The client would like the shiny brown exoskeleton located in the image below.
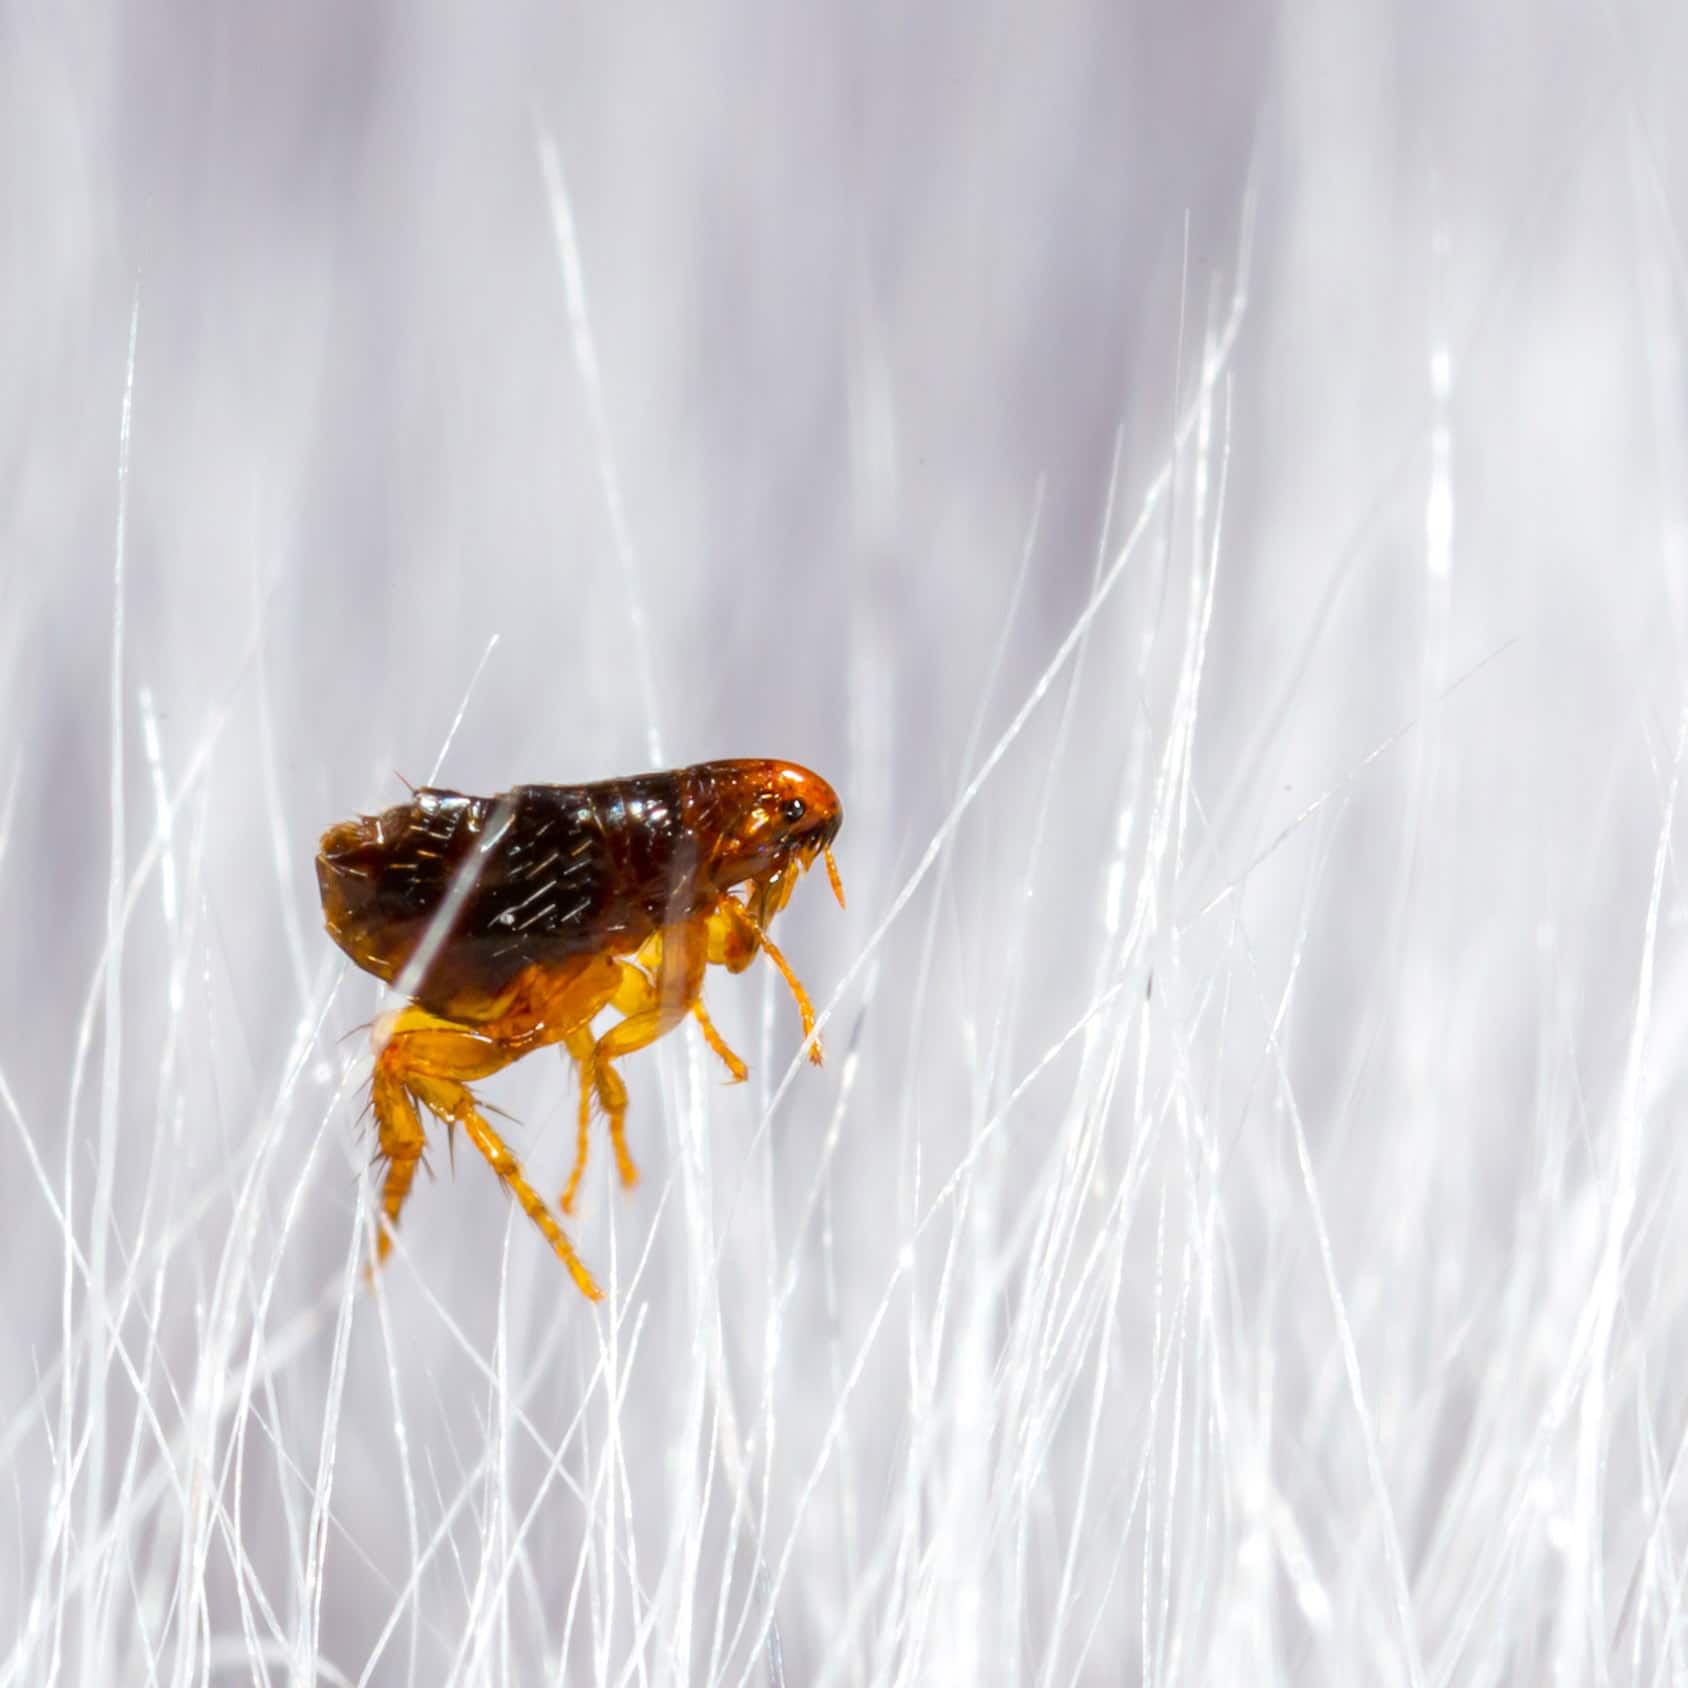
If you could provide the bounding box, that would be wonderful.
[317,759,845,1300]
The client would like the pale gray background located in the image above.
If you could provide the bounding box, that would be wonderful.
[6,2,1688,1682]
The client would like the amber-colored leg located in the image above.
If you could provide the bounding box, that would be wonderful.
[559,953,750,1212]
[592,962,666,1191]
[655,925,749,1082]
[370,1059,427,1267]
[704,897,761,974]
[691,995,748,1084]
[557,955,670,1211]
[588,922,709,1192]
[370,1006,602,1301]
[559,1023,598,1217]
[759,928,823,1065]
[706,896,824,1064]
[426,1077,602,1302]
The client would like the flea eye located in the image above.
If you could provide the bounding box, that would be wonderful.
[781,797,807,824]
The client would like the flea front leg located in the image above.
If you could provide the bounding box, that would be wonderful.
[706,895,824,1064]
[704,895,761,974]
[654,922,749,1081]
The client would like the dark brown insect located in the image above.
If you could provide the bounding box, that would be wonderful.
[316,759,844,1300]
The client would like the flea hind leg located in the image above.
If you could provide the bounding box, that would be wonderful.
[370,1057,427,1267]
[414,1071,601,1302]
[371,1006,601,1300]
[369,1006,507,1267]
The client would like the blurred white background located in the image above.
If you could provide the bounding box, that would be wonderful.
[6,1,1688,1681]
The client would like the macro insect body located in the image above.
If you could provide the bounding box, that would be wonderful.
[316,759,844,1301]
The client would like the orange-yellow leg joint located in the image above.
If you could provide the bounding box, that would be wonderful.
[733,905,824,1065]
[560,1025,597,1217]
[367,1006,601,1301]
[691,995,749,1084]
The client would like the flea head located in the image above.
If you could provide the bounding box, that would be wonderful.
[698,759,845,921]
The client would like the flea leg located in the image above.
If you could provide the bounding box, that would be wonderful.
[691,994,748,1084]
[556,964,652,1210]
[370,1005,601,1300]
[420,1075,601,1302]
[757,927,823,1065]
[559,1023,597,1216]
[590,922,709,1191]
[635,925,746,1078]
[709,896,823,1064]
[369,1006,509,1265]
[704,896,762,974]
[370,1055,427,1268]
[520,954,619,1215]
[558,939,743,1211]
